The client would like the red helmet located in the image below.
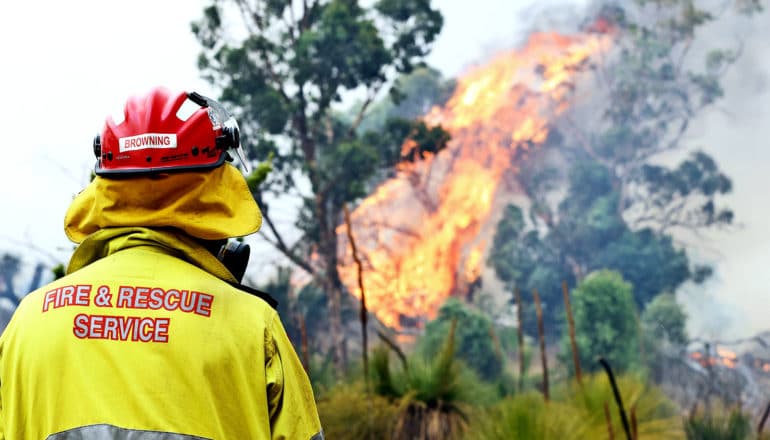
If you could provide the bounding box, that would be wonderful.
[93,87,248,176]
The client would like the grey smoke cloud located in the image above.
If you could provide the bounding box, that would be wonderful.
[678,5,770,339]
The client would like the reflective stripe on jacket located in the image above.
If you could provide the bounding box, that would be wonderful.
[0,228,323,439]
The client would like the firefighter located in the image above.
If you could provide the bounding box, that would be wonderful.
[0,87,323,439]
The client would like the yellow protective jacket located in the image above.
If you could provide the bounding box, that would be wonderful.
[0,227,323,439]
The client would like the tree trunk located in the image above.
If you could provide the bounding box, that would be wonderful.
[323,277,347,376]
[514,287,526,391]
[317,195,348,375]
[532,288,549,401]
[343,205,369,389]
[562,280,582,385]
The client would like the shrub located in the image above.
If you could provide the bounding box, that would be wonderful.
[562,270,640,374]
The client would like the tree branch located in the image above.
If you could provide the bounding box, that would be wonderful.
[259,203,315,275]
[343,204,370,387]
[377,329,409,372]
[301,0,319,32]
[285,1,298,43]
[234,0,261,35]
[347,81,385,138]
[293,84,315,164]
[559,115,613,169]
[659,197,689,234]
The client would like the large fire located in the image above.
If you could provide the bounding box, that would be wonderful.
[337,31,610,330]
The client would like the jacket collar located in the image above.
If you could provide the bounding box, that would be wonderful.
[66,227,238,283]
[64,164,262,243]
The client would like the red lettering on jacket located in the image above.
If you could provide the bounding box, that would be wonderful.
[115,286,213,316]
[72,314,170,343]
[43,285,91,312]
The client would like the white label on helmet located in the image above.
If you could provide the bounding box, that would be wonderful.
[118,133,178,152]
[176,98,201,121]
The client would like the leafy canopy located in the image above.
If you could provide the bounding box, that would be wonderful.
[417,297,504,381]
[560,270,640,374]
[489,161,690,332]
[192,0,445,203]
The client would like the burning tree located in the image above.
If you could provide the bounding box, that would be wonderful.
[337,31,611,331]
[192,0,447,372]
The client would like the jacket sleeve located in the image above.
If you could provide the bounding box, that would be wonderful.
[265,312,323,440]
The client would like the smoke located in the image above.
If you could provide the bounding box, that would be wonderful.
[677,4,770,340]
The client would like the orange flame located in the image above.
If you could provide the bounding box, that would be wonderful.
[337,32,610,329]
[717,347,738,368]
[689,346,739,369]
[464,242,485,283]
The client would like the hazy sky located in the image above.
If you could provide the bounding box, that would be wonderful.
[1,1,767,338]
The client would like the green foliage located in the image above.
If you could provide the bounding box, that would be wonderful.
[684,401,752,440]
[404,351,467,411]
[318,333,686,439]
[558,373,684,439]
[489,161,692,331]
[592,228,690,309]
[487,205,534,288]
[492,325,521,361]
[358,117,413,165]
[192,0,446,201]
[51,263,66,281]
[244,153,274,192]
[295,1,391,90]
[371,320,497,439]
[641,293,689,382]
[562,270,640,374]
[356,67,455,134]
[639,151,734,230]
[316,383,398,439]
[374,0,443,73]
[307,350,338,397]
[397,120,452,163]
[318,135,381,202]
[292,281,358,354]
[641,293,688,346]
[473,373,684,439]
[417,298,504,381]
[473,392,587,439]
